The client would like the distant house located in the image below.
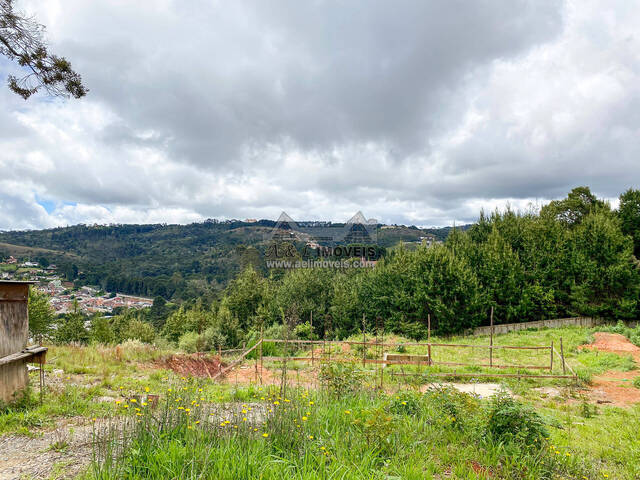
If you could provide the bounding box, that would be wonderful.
[6,256,17,264]
[22,261,38,267]
[419,235,437,247]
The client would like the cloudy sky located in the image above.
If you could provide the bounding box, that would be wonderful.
[1,0,639,230]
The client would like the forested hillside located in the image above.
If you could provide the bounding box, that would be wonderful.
[0,219,461,301]
[31,187,640,351]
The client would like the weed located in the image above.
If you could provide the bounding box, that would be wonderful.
[319,363,365,396]
[486,392,548,447]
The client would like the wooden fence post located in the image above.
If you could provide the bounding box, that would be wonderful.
[310,311,315,366]
[550,341,554,372]
[489,307,494,368]
[362,313,366,367]
[259,325,264,384]
[560,337,566,374]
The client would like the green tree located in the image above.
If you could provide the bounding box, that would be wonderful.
[89,315,115,344]
[54,300,89,344]
[354,246,486,337]
[162,306,194,343]
[122,319,156,344]
[541,186,609,226]
[618,188,640,257]
[273,267,335,333]
[568,212,640,318]
[149,296,169,330]
[28,287,54,341]
[222,266,267,329]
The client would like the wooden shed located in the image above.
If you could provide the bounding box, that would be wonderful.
[0,281,47,404]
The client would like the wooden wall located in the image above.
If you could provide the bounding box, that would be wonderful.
[0,283,29,404]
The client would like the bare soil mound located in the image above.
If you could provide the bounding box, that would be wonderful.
[580,332,640,359]
[579,332,640,407]
[158,353,225,378]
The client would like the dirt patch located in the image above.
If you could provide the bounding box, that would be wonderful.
[158,353,225,378]
[421,382,510,398]
[579,332,640,407]
[0,417,93,480]
[224,365,275,385]
[224,364,319,389]
[579,332,640,359]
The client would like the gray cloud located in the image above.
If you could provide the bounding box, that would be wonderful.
[1,0,638,230]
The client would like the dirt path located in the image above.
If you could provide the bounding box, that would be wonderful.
[579,332,640,407]
[0,417,94,480]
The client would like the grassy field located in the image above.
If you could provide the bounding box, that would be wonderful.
[264,325,635,389]
[1,326,639,479]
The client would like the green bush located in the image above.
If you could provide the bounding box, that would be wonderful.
[351,405,396,456]
[90,316,115,344]
[388,391,421,416]
[600,320,640,347]
[178,331,201,353]
[486,392,548,447]
[54,308,89,344]
[123,319,156,344]
[319,363,365,396]
[424,385,477,426]
[293,321,316,340]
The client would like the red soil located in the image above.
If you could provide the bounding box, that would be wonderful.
[158,353,225,378]
[579,332,640,406]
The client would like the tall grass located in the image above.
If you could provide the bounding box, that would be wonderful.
[87,378,592,480]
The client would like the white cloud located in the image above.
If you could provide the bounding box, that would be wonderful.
[0,0,638,230]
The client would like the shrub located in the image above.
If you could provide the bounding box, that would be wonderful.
[54,311,89,344]
[117,339,157,361]
[319,363,365,396]
[486,392,548,447]
[202,326,227,350]
[351,405,396,456]
[178,331,201,353]
[293,321,316,340]
[123,319,156,344]
[388,391,421,416]
[424,385,478,426]
[90,316,115,344]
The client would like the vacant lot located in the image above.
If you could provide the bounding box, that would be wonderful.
[1,326,639,479]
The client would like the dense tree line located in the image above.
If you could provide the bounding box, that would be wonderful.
[36,187,640,349]
[1,219,442,302]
